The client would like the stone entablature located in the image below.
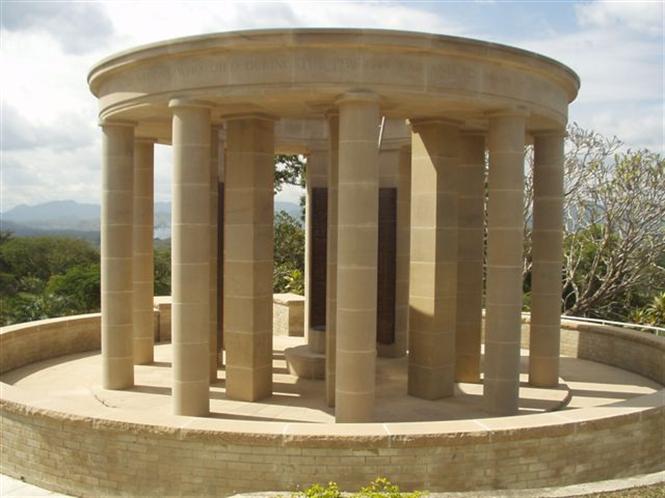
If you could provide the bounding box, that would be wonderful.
[0,314,662,495]
[88,29,579,141]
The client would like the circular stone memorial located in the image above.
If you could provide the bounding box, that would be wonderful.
[1,28,663,496]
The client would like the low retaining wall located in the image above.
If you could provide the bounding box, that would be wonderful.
[273,293,305,337]
[1,312,663,496]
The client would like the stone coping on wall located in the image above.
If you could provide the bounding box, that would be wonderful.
[1,312,663,445]
[272,293,305,305]
[559,317,665,350]
[1,381,662,447]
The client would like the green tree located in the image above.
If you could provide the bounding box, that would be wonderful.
[523,125,665,322]
[0,236,98,296]
[274,154,306,193]
[154,247,171,296]
[0,236,100,325]
[273,211,305,294]
[0,231,16,297]
[45,262,101,315]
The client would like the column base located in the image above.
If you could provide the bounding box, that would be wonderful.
[209,352,218,382]
[102,357,134,390]
[529,355,560,387]
[455,354,482,383]
[407,364,455,400]
[225,364,272,402]
[334,390,374,423]
[483,378,519,416]
[173,380,210,417]
[133,337,154,365]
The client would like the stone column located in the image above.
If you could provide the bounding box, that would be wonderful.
[325,112,339,408]
[101,121,135,389]
[484,111,527,416]
[224,115,275,402]
[335,93,380,422]
[408,119,459,400]
[169,99,211,417]
[455,132,485,383]
[394,144,411,358]
[529,131,565,387]
[304,147,328,354]
[132,138,155,365]
[209,126,220,381]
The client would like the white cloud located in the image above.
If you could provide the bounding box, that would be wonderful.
[1,2,114,54]
[1,143,100,212]
[512,1,663,152]
[1,0,466,211]
[275,183,305,205]
[0,0,662,212]
[575,0,664,37]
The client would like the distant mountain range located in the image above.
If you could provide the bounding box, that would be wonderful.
[1,199,302,242]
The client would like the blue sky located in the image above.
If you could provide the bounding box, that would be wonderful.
[1,0,663,211]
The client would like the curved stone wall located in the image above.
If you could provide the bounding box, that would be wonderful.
[1,313,663,496]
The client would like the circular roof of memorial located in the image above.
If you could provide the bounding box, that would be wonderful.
[88,28,580,138]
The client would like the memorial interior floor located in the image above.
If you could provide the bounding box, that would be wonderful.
[2,336,660,424]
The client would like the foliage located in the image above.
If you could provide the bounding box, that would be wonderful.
[523,124,665,322]
[355,477,423,498]
[296,481,341,498]
[275,154,306,193]
[45,263,101,313]
[154,247,171,296]
[292,478,423,498]
[0,231,173,325]
[629,292,665,328]
[0,235,98,296]
[273,211,305,294]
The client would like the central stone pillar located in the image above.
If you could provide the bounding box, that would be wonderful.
[304,147,328,354]
[408,119,459,400]
[169,99,211,417]
[394,144,411,358]
[376,146,399,357]
[133,138,155,365]
[101,120,135,390]
[483,111,528,416]
[529,131,565,387]
[209,126,221,381]
[455,132,486,383]
[325,112,339,408]
[224,115,275,402]
[335,93,380,423]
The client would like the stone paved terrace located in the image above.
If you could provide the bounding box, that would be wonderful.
[1,336,659,424]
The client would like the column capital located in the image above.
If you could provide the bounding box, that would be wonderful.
[335,90,380,106]
[408,117,463,131]
[169,98,215,109]
[134,137,157,144]
[532,128,567,138]
[223,112,277,122]
[486,107,530,119]
[459,128,487,137]
[99,118,136,129]
[324,108,339,120]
